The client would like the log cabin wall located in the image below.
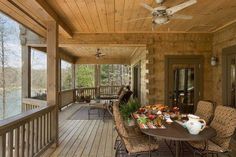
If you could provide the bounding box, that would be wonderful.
[130,48,148,106]
[146,34,213,104]
[212,23,236,106]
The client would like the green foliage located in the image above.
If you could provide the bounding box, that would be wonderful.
[119,99,141,120]
[62,69,72,90]
[76,65,94,87]
[100,64,109,85]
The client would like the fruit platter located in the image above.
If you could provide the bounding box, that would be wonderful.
[132,104,188,129]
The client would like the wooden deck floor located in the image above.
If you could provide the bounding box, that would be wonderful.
[42,103,117,157]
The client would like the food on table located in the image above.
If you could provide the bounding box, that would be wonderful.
[137,108,146,114]
[139,123,148,129]
[181,114,189,121]
[156,110,162,115]
[172,106,180,112]
[148,114,156,120]
[133,113,140,119]
[143,104,169,112]
[166,118,173,124]
[154,115,164,127]
[147,122,157,129]
[137,117,147,124]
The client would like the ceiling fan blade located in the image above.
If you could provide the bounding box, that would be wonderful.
[140,2,154,12]
[124,16,153,23]
[166,0,197,15]
[171,14,193,20]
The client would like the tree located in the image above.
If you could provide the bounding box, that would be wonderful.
[0,13,20,119]
[76,65,94,87]
[0,15,7,118]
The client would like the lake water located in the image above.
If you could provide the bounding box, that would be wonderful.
[0,88,22,120]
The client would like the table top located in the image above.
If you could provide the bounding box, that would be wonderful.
[140,121,216,141]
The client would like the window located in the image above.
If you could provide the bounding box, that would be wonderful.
[61,60,73,90]
[31,48,47,99]
[76,64,95,88]
[0,12,21,119]
[100,64,129,86]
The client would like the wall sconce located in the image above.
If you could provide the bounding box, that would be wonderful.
[211,56,217,66]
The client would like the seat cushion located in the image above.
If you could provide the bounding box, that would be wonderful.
[188,140,227,153]
[124,135,159,154]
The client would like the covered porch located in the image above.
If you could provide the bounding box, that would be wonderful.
[0,0,236,157]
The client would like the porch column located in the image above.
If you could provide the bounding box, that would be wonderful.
[95,64,100,97]
[47,20,59,144]
[21,45,31,98]
[72,63,76,102]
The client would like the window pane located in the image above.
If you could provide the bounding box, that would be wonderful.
[100,64,129,86]
[0,13,21,119]
[76,64,94,88]
[31,49,47,99]
[61,60,72,90]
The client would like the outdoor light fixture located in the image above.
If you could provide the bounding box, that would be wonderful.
[211,56,217,66]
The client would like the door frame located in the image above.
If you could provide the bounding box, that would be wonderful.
[222,45,236,106]
[132,61,141,102]
[164,55,204,111]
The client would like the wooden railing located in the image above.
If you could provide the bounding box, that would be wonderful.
[76,86,121,100]
[59,89,76,110]
[99,86,121,97]
[0,105,57,157]
[76,87,97,100]
[22,98,47,112]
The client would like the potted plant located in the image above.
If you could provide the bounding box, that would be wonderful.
[119,99,141,126]
[85,95,91,103]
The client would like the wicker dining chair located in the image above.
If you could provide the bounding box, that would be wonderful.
[187,105,236,157]
[112,102,159,157]
[195,100,215,125]
[107,90,133,117]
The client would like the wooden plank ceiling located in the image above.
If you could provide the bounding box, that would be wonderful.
[2,0,236,35]
[47,0,236,33]
[1,0,236,61]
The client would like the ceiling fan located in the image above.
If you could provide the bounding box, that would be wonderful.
[129,0,197,30]
[95,48,105,59]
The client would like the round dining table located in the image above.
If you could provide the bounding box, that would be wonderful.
[140,121,216,157]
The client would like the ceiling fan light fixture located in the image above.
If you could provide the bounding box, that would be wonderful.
[154,16,169,24]
[155,0,164,4]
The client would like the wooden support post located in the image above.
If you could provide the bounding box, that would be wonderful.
[46,20,59,145]
[22,46,31,98]
[72,63,76,102]
[94,64,100,98]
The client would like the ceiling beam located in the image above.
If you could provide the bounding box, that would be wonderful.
[60,33,212,45]
[76,57,130,65]
[35,0,73,38]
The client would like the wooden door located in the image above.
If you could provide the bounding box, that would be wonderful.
[165,55,203,113]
